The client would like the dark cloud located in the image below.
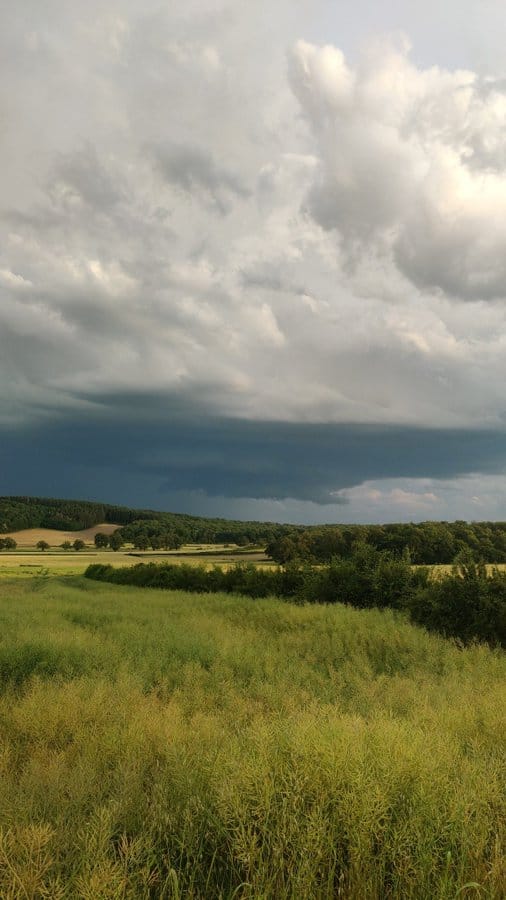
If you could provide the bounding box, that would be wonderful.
[151,142,249,212]
[50,144,125,213]
[2,2,506,522]
[1,408,506,515]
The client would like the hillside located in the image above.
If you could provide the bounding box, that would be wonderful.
[2,523,120,547]
[0,496,289,544]
[3,495,506,563]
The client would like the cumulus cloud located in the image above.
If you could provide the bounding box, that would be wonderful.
[151,142,249,213]
[289,36,506,300]
[1,1,506,517]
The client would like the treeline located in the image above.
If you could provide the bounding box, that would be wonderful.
[0,496,288,545]
[85,548,506,648]
[0,497,109,532]
[4,497,506,566]
[266,521,506,565]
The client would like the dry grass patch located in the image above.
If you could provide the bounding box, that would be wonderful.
[2,523,120,547]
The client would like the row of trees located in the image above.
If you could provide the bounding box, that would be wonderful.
[2,533,121,552]
[36,539,87,551]
[266,521,506,565]
[105,525,183,551]
[4,496,506,566]
[94,532,124,551]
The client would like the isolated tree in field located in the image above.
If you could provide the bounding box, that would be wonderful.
[94,532,109,548]
[0,537,17,550]
[36,540,50,552]
[109,532,124,552]
[73,539,85,551]
[61,541,72,551]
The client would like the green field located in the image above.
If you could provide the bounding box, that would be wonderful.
[0,545,272,579]
[0,576,504,898]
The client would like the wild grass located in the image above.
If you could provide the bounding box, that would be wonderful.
[0,576,504,898]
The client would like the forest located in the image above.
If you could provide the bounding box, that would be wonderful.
[3,496,506,564]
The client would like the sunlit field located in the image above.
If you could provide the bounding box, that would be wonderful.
[0,544,272,578]
[0,575,504,898]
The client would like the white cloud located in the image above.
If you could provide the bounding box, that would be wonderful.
[289,36,506,300]
[1,1,506,442]
[333,473,506,523]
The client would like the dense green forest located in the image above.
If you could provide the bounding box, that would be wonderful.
[266,520,506,564]
[0,496,288,544]
[3,496,506,563]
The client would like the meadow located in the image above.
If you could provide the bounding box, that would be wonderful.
[0,575,504,898]
[0,545,271,580]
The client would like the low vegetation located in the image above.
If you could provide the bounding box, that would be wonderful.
[0,575,504,898]
[86,546,506,647]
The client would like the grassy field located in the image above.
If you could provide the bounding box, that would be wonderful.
[0,545,272,578]
[0,576,504,898]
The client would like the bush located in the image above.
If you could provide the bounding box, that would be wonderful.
[408,555,506,646]
[85,546,505,647]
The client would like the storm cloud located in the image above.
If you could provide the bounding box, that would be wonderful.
[1,1,506,521]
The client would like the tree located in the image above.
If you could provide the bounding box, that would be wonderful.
[109,532,124,552]
[94,532,109,549]
[61,541,72,551]
[73,539,85,551]
[36,540,50,551]
[0,537,17,550]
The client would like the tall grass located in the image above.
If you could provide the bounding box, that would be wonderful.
[0,576,504,897]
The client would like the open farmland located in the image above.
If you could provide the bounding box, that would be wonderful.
[0,575,504,898]
[0,543,272,579]
[1,523,121,546]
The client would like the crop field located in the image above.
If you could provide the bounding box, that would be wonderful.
[0,576,504,898]
[1,523,121,546]
[0,543,272,578]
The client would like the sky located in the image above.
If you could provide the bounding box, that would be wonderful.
[1,0,506,524]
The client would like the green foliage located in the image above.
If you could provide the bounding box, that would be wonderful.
[0,537,16,550]
[410,552,506,646]
[3,496,506,566]
[266,520,506,565]
[108,532,123,552]
[36,540,50,552]
[94,532,109,548]
[72,539,85,551]
[0,495,289,545]
[0,496,108,531]
[0,577,503,898]
[85,544,506,647]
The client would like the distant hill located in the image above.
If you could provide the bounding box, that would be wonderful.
[2,523,120,547]
[2,496,506,563]
[0,496,290,545]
